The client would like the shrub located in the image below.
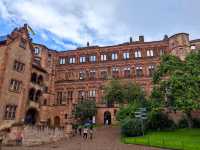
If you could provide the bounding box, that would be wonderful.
[147,111,176,131]
[121,117,146,137]
[192,118,200,128]
[178,118,189,128]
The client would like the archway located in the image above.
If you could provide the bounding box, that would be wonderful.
[104,111,112,125]
[31,73,37,83]
[25,108,38,125]
[54,116,60,128]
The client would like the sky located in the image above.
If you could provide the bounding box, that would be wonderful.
[0,0,200,51]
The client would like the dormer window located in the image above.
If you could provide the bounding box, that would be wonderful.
[90,55,96,62]
[135,49,142,58]
[147,49,154,57]
[59,58,65,65]
[34,47,40,55]
[123,52,130,60]
[112,53,118,60]
[69,57,76,64]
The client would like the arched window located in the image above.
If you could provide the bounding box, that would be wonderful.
[29,88,35,101]
[31,73,37,83]
[37,75,43,85]
[35,90,42,102]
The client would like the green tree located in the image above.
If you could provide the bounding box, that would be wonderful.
[124,82,146,104]
[153,52,200,127]
[74,100,97,123]
[104,79,125,105]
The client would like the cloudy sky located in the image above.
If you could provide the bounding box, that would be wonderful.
[0,0,200,51]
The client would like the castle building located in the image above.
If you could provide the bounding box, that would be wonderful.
[0,24,199,129]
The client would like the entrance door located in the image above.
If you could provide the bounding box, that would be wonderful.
[104,111,111,125]
[54,116,60,128]
[25,108,38,125]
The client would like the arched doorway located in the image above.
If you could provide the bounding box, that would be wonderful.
[25,108,38,125]
[54,116,60,128]
[104,111,112,125]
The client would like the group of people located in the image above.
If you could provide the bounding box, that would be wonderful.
[77,124,94,140]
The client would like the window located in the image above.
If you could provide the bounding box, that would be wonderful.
[80,56,86,63]
[59,58,65,64]
[147,49,154,57]
[123,52,130,60]
[48,54,52,62]
[56,92,64,105]
[136,66,143,77]
[90,55,96,62]
[101,54,107,61]
[19,38,26,49]
[112,67,119,78]
[124,67,131,78]
[160,49,164,56]
[34,47,40,55]
[78,91,85,101]
[135,49,142,58]
[89,70,96,80]
[9,79,22,92]
[69,57,76,64]
[100,71,108,80]
[112,53,118,60]
[13,60,25,72]
[67,91,73,102]
[148,65,155,76]
[89,90,96,98]
[79,71,85,80]
[4,105,17,120]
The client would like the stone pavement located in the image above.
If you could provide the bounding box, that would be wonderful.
[3,127,166,150]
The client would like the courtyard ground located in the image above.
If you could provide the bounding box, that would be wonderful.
[3,127,165,150]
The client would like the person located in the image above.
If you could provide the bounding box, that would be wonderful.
[105,119,109,128]
[16,130,23,145]
[83,127,88,139]
[89,126,93,140]
[78,125,82,136]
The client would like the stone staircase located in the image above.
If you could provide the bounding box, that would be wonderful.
[22,126,66,146]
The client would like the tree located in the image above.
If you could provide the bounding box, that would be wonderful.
[124,82,146,104]
[153,52,200,127]
[74,100,97,123]
[104,79,125,105]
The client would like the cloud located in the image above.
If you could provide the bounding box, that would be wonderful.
[0,0,200,50]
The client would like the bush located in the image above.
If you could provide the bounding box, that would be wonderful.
[121,117,146,137]
[178,118,189,128]
[192,118,200,128]
[148,111,176,131]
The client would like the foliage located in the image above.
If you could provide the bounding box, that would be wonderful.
[121,117,145,137]
[124,82,146,104]
[147,111,176,131]
[152,52,200,127]
[104,79,124,104]
[123,128,200,150]
[116,103,140,121]
[192,118,200,128]
[74,100,97,122]
[178,118,189,128]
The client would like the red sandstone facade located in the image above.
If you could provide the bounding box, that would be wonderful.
[0,25,200,130]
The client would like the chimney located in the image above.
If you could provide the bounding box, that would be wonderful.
[139,36,144,42]
[163,34,168,41]
[130,37,133,43]
[87,41,90,47]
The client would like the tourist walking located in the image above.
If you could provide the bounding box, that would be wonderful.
[105,119,109,128]
[89,126,93,140]
[78,125,82,136]
[83,127,88,139]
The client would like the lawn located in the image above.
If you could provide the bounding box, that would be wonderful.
[123,129,200,150]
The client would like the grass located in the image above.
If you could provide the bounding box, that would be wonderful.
[123,128,200,150]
